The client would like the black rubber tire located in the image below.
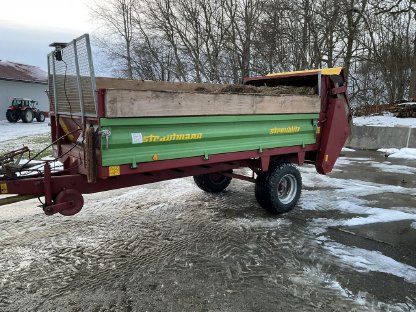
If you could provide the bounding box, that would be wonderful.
[193,171,232,193]
[6,109,19,122]
[255,163,302,214]
[21,109,34,123]
[255,172,271,209]
[36,112,45,122]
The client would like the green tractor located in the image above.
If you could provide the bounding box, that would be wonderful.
[6,98,46,123]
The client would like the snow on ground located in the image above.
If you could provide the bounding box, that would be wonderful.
[353,113,416,128]
[369,161,416,174]
[300,163,416,285]
[378,148,416,160]
[335,157,374,167]
[0,119,51,142]
[317,237,416,284]
[301,165,416,217]
[341,147,355,152]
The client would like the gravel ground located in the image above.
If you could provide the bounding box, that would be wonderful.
[0,149,415,311]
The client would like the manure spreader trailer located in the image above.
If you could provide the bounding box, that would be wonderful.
[0,34,351,216]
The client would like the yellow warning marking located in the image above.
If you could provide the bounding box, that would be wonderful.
[58,118,76,141]
[316,126,321,134]
[1,183,7,194]
[266,67,342,78]
[109,166,121,177]
[324,154,329,162]
[152,154,159,161]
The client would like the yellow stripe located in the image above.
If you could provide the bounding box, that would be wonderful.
[59,118,75,141]
[266,67,342,78]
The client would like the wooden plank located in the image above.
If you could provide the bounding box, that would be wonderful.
[104,89,321,117]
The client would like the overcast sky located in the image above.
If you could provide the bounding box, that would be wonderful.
[0,0,101,72]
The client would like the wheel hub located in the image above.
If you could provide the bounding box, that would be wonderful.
[54,189,84,216]
[277,174,297,204]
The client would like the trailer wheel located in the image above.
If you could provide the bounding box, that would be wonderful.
[193,171,232,193]
[255,164,302,214]
[255,172,271,208]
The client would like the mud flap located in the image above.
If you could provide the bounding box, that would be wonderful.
[316,76,351,174]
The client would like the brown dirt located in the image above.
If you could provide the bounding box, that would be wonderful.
[194,84,316,96]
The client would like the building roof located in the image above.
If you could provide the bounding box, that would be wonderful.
[0,60,47,84]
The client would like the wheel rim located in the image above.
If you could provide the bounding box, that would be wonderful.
[277,174,297,204]
[55,189,84,216]
[25,110,32,120]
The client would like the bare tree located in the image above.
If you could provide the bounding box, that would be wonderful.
[224,0,264,82]
[90,0,416,106]
[91,0,136,79]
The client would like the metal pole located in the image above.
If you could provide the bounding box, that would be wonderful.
[73,41,85,124]
[50,54,59,114]
[85,34,98,116]
[44,163,52,206]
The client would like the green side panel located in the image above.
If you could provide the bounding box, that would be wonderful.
[100,114,319,167]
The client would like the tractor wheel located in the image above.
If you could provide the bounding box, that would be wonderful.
[21,109,34,123]
[193,171,232,193]
[6,109,19,122]
[36,112,46,122]
[255,163,302,214]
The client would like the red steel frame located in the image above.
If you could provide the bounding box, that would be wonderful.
[1,70,351,215]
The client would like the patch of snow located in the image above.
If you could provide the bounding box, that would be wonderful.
[300,166,416,226]
[341,147,355,152]
[370,162,416,175]
[296,261,416,311]
[341,208,416,227]
[299,158,416,290]
[319,238,416,284]
[302,166,415,197]
[0,60,47,81]
[335,157,374,167]
[378,148,400,156]
[353,115,416,128]
[377,147,416,159]
[387,148,416,160]
[0,119,51,142]
[334,157,353,167]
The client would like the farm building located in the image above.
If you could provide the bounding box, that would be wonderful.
[0,60,48,121]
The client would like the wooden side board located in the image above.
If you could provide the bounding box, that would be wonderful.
[104,89,321,117]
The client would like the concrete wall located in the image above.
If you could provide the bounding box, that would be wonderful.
[347,125,416,150]
[0,80,48,121]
